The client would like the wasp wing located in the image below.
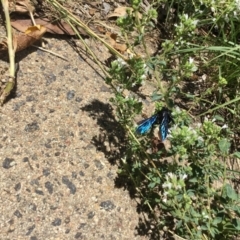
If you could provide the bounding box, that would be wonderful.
[136,114,159,135]
[159,108,173,141]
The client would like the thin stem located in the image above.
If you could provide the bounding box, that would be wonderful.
[1,0,15,77]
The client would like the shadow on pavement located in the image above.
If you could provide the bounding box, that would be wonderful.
[81,99,169,240]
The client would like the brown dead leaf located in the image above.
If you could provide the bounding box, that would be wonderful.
[11,18,87,36]
[114,43,127,53]
[0,25,47,53]
[9,0,35,14]
[105,32,127,53]
[96,26,106,34]
[106,32,117,45]
[89,8,96,16]
[0,40,8,52]
[15,25,46,52]
[109,32,117,41]
[107,6,142,19]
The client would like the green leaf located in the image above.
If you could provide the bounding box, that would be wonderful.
[233,152,240,158]
[213,217,222,226]
[148,182,156,188]
[218,139,231,154]
[187,190,195,197]
[151,91,162,101]
[189,178,198,183]
[223,184,238,200]
[233,219,240,230]
[201,225,208,230]
[232,206,240,214]
[175,220,182,229]
[213,115,224,122]
[185,94,195,99]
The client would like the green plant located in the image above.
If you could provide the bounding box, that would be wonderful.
[105,0,240,239]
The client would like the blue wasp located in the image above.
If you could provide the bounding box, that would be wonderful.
[136,107,173,141]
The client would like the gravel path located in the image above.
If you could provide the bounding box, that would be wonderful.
[0,37,147,240]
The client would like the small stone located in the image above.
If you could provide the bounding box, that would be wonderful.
[37,49,45,56]
[16,194,21,202]
[94,160,104,170]
[8,225,15,232]
[78,223,86,229]
[14,182,21,191]
[50,205,58,210]
[91,196,98,202]
[65,229,70,234]
[30,179,39,186]
[2,136,7,141]
[55,152,60,156]
[102,2,111,14]
[14,210,22,218]
[38,114,47,121]
[45,143,52,148]
[31,106,36,113]
[45,181,53,194]
[2,158,15,169]
[83,163,89,169]
[35,189,44,195]
[100,200,116,211]
[62,176,76,194]
[32,154,38,161]
[15,91,22,97]
[75,97,82,102]
[25,122,39,132]
[72,172,77,178]
[87,211,95,219]
[52,218,62,226]
[96,176,102,183]
[29,203,37,211]
[64,217,70,224]
[67,90,75,100]
[45,73,56,86]
[26,95,35,102]
[43,168,50,176]
[26,224,35,236]
[100,85,110,92]
[85,144,94,149]
[30,236,38,240]
[22,157,29,162]
[79,171,84,176]
[107,172,114,180]
[64,64,71,70]
[13,101,25,111]
[75,232,82,239]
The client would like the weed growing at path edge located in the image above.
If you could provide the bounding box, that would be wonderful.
[106,0,240,239]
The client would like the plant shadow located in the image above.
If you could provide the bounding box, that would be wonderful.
[81,99,169,240]
[81,99,126,165]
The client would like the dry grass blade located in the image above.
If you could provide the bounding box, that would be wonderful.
[46,0,127,61]
[0,0,16,105]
